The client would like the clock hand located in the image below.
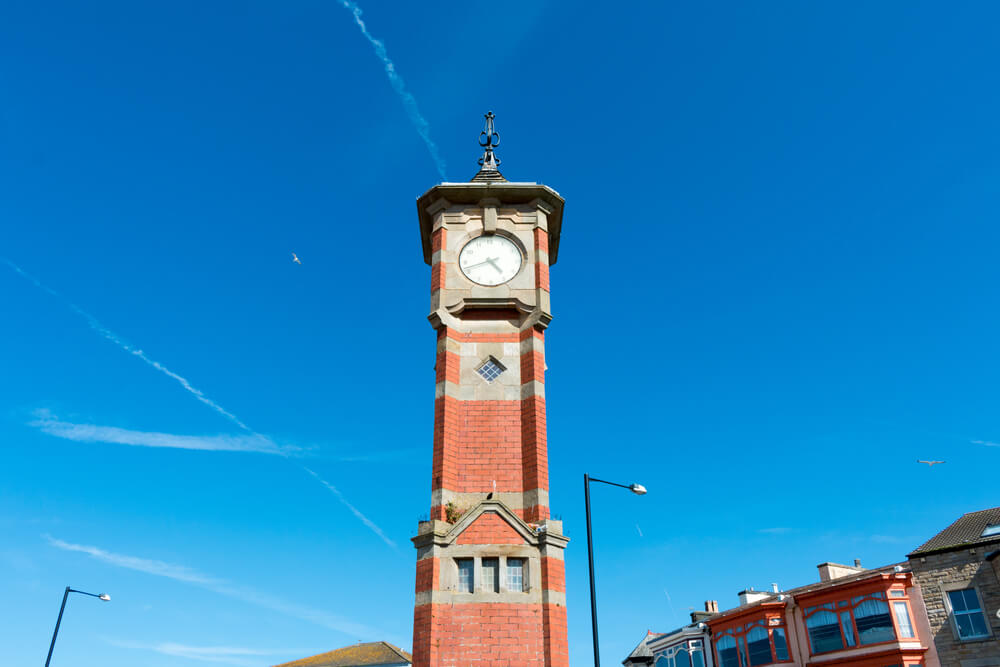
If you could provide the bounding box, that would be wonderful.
[463,257,501,271]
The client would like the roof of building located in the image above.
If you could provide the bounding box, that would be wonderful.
[909,506,1000,556]
[705,562,908,624]
[272,642,412,667]
[623,631,663,665]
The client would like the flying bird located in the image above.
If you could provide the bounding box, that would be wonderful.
[917,460,945,466]
[291,253,301,265]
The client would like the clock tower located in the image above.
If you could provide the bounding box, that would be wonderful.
[411,113,569,667]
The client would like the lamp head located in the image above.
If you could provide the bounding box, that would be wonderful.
[98,594,111,601]
[630,483,647,496]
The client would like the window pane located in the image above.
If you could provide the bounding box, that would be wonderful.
[691,648,705,667]
[893,602,915,638]
[772,628,788,661]
[969,612,989,637]
[746,627,772,666]
[807,611,844,653]
[675,648,691,667]
[855,599,894,645]
[963,589,981,611]
[948,590,969,612]
[738,636,746,667]
[955,614,975,638]
[456,558,474,593]
[716,637,739,667]
[481,558,499,593]
[841,611,856,647]
[506,557,524,592]
[656,657,669,667]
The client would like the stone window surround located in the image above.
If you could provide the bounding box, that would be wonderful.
[939,582,993,642]
[447,554,532,595]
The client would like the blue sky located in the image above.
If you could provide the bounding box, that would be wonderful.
[2,1,999,665]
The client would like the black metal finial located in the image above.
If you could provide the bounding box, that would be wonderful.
[478,111,500,169]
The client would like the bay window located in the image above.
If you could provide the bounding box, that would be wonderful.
[804,590,917,654]
[714,618,790,667]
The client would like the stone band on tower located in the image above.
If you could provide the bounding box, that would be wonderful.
[411,114,569,667]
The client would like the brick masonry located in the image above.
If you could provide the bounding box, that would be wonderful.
[412,186,568,667]
[909,547,1000,667]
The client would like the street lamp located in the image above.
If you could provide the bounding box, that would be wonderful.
[584,474,647,667]
[44,586,111,667]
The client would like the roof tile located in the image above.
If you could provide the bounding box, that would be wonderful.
[909,507,1000,556]
[272,641,411,667]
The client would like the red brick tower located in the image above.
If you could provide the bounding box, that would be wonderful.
[411,114,569,667]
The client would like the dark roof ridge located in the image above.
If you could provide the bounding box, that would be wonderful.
[908,506,1000,556]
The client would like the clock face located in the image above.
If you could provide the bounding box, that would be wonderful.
[459,235,522,286]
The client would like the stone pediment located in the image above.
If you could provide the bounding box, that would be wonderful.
[413,499,571,550]
[448,500,535,545]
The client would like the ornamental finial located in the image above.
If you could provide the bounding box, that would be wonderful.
[472,111,505,181]
[478,111,500,167]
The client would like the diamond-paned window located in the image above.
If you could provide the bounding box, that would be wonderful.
[476,357,506,383]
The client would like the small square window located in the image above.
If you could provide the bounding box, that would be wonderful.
[481,558,499,593]
[506,557,525,592]
[476,357,506,383]
[456,558,474,593]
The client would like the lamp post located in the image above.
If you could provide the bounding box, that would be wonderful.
[44,586,110,667]
[584,474,647,667]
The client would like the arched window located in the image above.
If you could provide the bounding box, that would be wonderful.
[716,635,739,667]
[805,589,912,654]
[674,647,691,667]
[806,609,843,653]
[854,596,894,645]
[746,626,772,666]
[655,656,670,667]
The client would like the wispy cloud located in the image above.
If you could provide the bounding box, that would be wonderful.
[47,536,382,639]
[757,527,792,535]
[2,259,250,431]
[45,535,218,585]
[303,467,396,549]
[105,639,305,666]
[972,439,1000,448]
[339,1,447,180]
[30,410,293,455]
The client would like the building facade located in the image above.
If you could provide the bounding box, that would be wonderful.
[907,507,1000,667]
[410,117,570,667]
[628,562,941,667]
[625,625,714,667]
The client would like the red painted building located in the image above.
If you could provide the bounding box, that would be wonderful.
[410,120,569,667]
[704,562,939,667]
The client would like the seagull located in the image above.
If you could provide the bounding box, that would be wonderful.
[291,252,301,265]
[917,460,945,466]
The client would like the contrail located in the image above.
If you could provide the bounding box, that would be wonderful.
[46,536,385,639]
[2,258,250,431]
[339,1,447,181]
[303,467,397,549]
[6,258,393,547]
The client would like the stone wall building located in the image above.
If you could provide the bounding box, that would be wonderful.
[907,507,1000,667]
